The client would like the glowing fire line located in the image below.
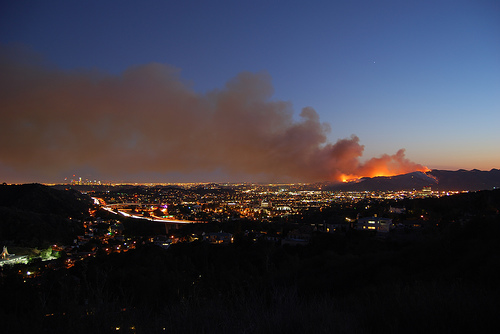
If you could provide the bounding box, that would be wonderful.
[340,166,431,183]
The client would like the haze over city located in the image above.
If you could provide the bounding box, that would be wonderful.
[1,0,499,183]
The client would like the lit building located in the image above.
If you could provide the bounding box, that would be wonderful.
[356,216,394,233]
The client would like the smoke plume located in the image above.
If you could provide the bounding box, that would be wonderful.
[0,49,427,182]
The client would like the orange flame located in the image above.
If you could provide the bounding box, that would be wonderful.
[336,149,430,183]
[340,174,360,183]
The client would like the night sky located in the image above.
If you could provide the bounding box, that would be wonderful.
[1,0,499,183]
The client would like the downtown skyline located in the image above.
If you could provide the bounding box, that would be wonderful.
[1,0,499,183]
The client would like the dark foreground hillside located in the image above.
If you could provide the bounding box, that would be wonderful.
[1,189,500,333]
[0,183,92,247]
[2,217,500,333]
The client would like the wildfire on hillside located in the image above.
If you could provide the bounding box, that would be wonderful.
[340,174,361,183]
[340,166,431,183]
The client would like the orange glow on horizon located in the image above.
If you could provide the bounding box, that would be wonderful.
[339,165,430,183]
[340,174,359,183]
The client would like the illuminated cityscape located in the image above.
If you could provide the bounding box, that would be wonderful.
[1,181,466,270]
[1,176,500,333]
[1,1,499,332]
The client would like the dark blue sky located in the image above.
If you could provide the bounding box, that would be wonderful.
[1,0,499,183]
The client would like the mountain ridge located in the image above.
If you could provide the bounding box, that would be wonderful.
[325,169,500,192]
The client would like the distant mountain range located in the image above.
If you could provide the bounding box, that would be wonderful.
[325,169,500,192]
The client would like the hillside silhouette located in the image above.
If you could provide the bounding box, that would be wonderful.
[327,169,500,191]
[0,184,92,247]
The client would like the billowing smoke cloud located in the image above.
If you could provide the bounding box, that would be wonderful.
[0,49,427,182]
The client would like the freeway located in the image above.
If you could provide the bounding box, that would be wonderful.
[93,197,197,224]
